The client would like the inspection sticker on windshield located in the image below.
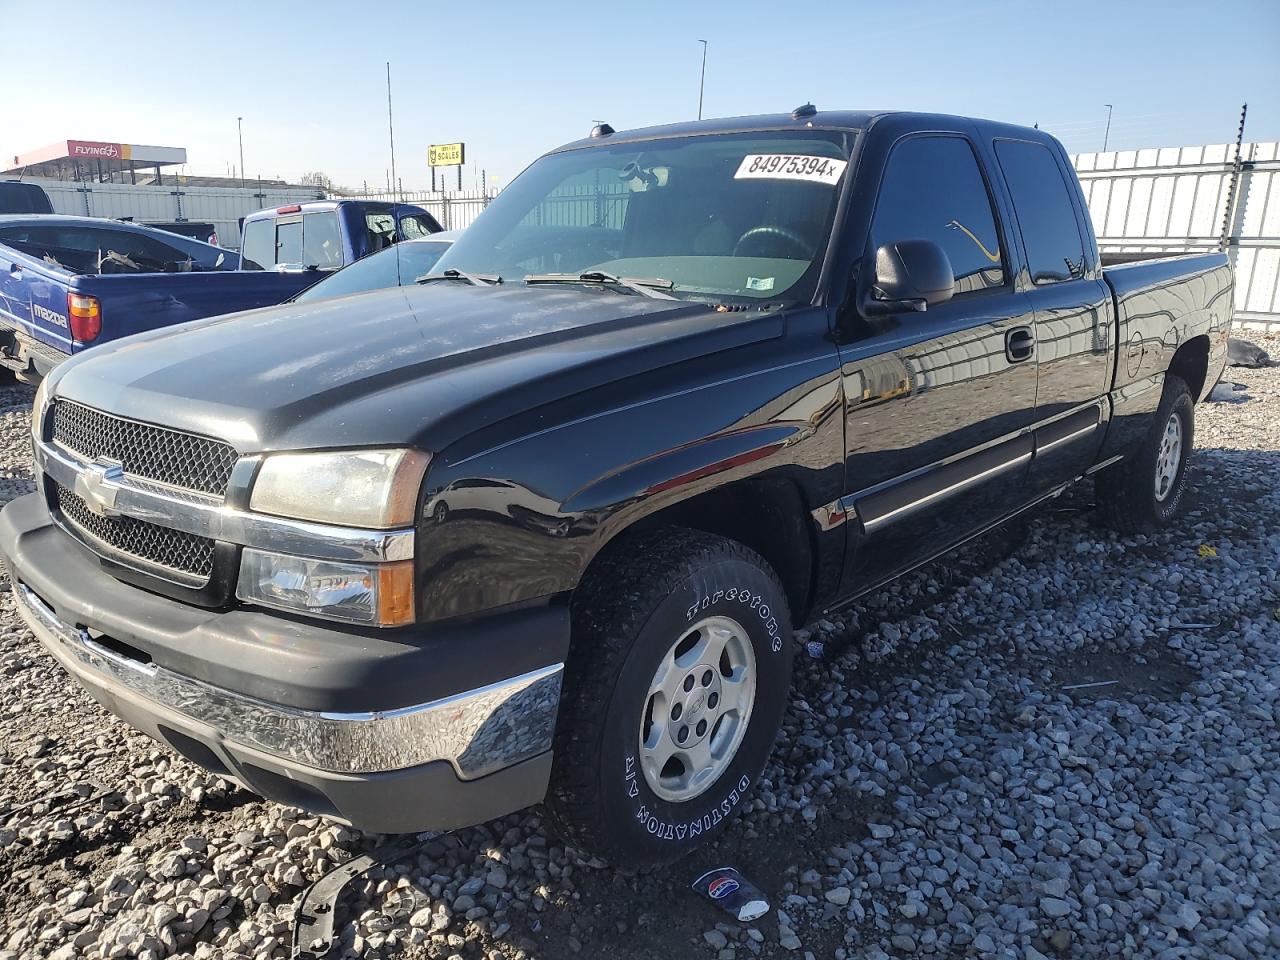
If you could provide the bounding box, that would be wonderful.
[735,154,847,185]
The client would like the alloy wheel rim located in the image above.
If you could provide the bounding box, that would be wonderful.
[638,615,756,803]
[1154,412,1183,502]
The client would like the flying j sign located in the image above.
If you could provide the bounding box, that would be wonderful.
[428,143,465,167]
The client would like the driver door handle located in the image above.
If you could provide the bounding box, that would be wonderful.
[1006,325,1035,363]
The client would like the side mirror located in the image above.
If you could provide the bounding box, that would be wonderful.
[866,239,955,315]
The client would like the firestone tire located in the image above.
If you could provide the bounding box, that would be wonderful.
[544,527,793,868]
[1096,374,1194,534]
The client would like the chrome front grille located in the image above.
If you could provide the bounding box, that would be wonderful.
[52,399,237,498]
[52,481,216,584]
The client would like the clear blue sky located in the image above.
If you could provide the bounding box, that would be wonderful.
[6,0,1278,191]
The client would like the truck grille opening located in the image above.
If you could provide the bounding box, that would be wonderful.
[52,482,215,583]
[52,399,238,498]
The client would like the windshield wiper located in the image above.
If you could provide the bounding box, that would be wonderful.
[524,271,677,300]
[416,268,502,287]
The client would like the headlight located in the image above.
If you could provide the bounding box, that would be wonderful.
[31,378,50,444]
[250,449,429,529]
[237,549,415,625]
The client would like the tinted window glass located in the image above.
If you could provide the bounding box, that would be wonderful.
[435,130,853,303]
[871,136,1005,293]
[302,212,342,268]
[292,239,453,302]
[242,218,274,270]
[276,219,303,266]
[995,140,1086,283]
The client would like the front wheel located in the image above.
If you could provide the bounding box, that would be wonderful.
[1096,374,1194,533]
[544,527,792,867]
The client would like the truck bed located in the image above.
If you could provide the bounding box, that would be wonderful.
[1095,251,1232,462]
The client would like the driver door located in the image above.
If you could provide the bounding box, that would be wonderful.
[834,132,1038,595]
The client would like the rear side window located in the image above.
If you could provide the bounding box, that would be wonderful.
[276,219,303,266]
[871,135,1006,294]
[994,140,1086,283]
[302,212,342,268]
[399,213,437,240]
[366,212,396,253]
[242,218,274,270]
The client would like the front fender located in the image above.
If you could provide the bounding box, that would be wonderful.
[414,327,844,622]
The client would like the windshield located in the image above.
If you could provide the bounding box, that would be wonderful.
[434,130,855,303]
[292,238,453,302]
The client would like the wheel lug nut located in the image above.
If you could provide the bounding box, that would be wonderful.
[677,725,689,743]
[701,669,713,687]
[696,719,707,737]
[683,675,695,692]
[708,692,719,709]
[671,702,683,721]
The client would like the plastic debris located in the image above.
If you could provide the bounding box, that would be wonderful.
[693,866,770,922]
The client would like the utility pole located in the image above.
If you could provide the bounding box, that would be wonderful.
[237,117,245,188]
[386,62,399,203]
[697,40,708,120]
[1102,104,1114,153]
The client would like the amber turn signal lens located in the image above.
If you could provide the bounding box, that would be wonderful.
[376,561,416,626]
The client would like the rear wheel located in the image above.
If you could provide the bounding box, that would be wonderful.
[1096,374,1194,533]
[544,527,792,867]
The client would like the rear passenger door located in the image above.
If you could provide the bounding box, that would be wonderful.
[835,131,1038,594]
[992,138,1112,491]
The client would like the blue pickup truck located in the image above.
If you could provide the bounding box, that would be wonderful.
[0,215,319,382]
[239,200,442,271]
[0,201,445,383]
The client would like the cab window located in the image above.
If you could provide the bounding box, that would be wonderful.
[241,218,274,270]
[276,219,303,266]
[302,212,343,269]
[995,139,1087,283]
[870,135,1006,294]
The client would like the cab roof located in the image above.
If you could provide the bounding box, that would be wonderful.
[550,109,1052,153]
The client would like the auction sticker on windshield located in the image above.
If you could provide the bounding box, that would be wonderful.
[735,154,848,184]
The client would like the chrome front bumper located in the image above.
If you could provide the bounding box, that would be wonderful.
[12,578,563,780]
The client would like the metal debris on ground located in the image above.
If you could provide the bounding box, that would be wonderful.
[291,836,437,959]
[0,782,105,823]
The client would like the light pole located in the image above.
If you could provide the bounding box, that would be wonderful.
[237,117,245,188]
[1102,104,1114,153]
[697,40,708,120]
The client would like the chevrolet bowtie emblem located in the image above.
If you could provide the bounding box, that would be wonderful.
[74,462,124,518]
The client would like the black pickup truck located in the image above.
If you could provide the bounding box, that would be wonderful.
[0,108,1231,867]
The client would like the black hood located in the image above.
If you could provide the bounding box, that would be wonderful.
[51,283,781,453]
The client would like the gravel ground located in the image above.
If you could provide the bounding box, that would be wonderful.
[1,337,1277,960]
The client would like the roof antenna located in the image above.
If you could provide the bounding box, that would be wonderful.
[591,122,615,138]
[386,61,406,284]
[791,103,817,119]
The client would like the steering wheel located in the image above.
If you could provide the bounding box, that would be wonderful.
[733,225,810,259]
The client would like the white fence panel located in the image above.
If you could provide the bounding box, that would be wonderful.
[1072,141,1280,330]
